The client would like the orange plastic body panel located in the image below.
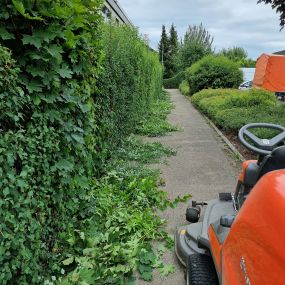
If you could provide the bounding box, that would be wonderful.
[238,160,257,182]
[222,170,285,285]
[208,225,222,273]
[253,53,285,92]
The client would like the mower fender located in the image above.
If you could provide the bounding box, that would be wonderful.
[222,171,285,285]
[175,223,205,266]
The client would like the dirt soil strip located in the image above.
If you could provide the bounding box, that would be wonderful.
[136,89,240,285]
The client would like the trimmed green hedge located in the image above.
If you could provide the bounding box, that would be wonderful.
[163,71,185,88]
[191,89,285,133]
[186,55,243,95]
[97,24,162,149]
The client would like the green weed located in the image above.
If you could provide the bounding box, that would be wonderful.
[136,93,179,137]
[117,136,176,164]
[57,153,189,285]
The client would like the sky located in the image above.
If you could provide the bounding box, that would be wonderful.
[118,0,285,59]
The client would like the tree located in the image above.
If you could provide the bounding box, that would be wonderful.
[158,25,172,78]
[258,0,285,29]
[178,23,213,70]
[169,23,179,53]
[158,25,169,66]
[218,47,256,67]
[168,23,179,77]
[218,47,248,61]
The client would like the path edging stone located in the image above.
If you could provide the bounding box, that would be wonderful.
[202,114,245,162]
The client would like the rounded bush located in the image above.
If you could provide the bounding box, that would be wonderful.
[186,55,243,95]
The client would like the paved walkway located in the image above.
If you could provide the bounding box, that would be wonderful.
[137,89,240,285]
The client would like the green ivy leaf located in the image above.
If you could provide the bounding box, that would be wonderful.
[139,265,153,282]
[17,179,28,188]
[158,264,176,276]
[7,152,14,166]
[32,96,41,105]
[71,134,84,144]
[79,103,91,113]
[141,272,152,281]
[12,0,26,15]
[0,27,15,40]
[54,159,74,171]
[22,35,43,49]
[57,64,73,78]
[26,66,45,78]
[12,0,43,20]
[46,44,63,61]
[27,80,43,93]
[3,188,9,196]
[62,256,74,266]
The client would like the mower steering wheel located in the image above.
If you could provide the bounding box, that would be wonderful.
[238,123,285,155]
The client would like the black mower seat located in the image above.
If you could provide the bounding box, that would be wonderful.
[244,146,285,186]
[258,146,285,179]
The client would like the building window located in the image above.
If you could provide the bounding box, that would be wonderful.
[102,5,111,20]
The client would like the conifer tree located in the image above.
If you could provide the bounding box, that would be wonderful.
[158,25,169,66]
[158,25,172,78]
[168,23,179,76]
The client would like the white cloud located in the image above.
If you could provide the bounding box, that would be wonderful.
[118,0,285,58]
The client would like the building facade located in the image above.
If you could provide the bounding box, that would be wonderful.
[103,0,132,25]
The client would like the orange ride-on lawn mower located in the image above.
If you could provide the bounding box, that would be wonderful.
[175,123,285,285]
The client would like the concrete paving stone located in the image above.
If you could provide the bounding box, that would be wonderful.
[136,89,240,285]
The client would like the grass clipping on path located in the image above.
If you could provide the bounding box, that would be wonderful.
[117,135,176,164]
[57,96,190,285]
[136,92,179,137]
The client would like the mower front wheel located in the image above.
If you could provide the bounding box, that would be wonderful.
[186,254,218,285]
[186,207,200,223]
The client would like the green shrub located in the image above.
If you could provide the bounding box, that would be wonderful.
[191,88,233,105]
[186,55,243,95]
[96,23,163,148]
[0,3,164,284]
[0,2,104,283]
[191,88,282,134]
[163,71,185,88]
[179,80,191,96]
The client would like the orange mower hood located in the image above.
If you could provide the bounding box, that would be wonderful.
[253,53,285,92]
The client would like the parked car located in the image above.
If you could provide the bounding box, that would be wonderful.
[276,92,285,102]
[239,80,253,90]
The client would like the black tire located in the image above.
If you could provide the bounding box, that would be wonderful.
[186,254,219,285]
[186,207,200,223]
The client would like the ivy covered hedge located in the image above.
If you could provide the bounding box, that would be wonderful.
[0,2,163,284]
